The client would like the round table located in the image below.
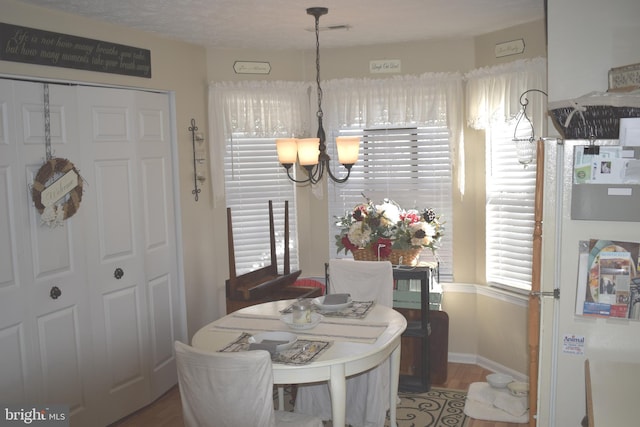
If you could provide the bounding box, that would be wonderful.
[192,299,407,427]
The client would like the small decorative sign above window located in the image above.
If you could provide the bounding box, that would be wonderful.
[0,23,151,78]
[495,39,525,58]
[233,61,271,74]
[608,62,640,91]
[370,59,401,74]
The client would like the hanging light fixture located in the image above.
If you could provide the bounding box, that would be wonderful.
[276,7,360,184]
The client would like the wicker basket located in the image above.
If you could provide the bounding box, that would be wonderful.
[549,91,640,139]
[352,247,422,266]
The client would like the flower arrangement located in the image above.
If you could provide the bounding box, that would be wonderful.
[334,195,444,261]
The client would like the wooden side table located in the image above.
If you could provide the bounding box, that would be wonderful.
[392,266,433,392]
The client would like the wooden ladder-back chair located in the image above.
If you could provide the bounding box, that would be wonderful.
[225,200,321,313]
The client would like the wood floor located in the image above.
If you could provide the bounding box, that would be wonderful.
[110,362,524,427]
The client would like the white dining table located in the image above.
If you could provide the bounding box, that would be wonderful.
[191,299,407,427]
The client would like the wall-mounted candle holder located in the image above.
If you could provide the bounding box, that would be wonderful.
[513,89,548,167]
[189,118,205,201]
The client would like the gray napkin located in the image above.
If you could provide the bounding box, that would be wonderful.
[248,340,288,355]
[322,293,350,305]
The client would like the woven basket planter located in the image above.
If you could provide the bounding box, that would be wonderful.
[548,91,640,139]
[352,247,422,266]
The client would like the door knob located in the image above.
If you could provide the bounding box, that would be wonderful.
[50,286,62,299]
[114,268,124,280]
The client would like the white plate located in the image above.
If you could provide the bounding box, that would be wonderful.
[280,312,323,330]
[312,295,353,311]
[248,331,297,351]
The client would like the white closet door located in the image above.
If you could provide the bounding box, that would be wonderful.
[0,80,95,424]
[0,79,30,404]
[76,86,180,424]
[77,86,151,424]
[134,91,180,400]
[0,80,181,426]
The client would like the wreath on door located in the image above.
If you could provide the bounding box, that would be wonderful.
[31,157,83,227]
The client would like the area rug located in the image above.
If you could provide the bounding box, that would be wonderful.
[276,386,469,427]
[386,388,469,427]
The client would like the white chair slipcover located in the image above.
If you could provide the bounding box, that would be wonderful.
[175,341,323,427]
[294,259,395,427]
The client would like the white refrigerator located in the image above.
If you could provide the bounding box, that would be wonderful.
[538,138,640,427]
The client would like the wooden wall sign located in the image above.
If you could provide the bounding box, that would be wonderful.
[233,61,271,74]
[495,39,525,58]
[370,59,401,74]
[0,22,151,78]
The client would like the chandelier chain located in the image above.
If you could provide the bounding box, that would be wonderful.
[314,14,323,121]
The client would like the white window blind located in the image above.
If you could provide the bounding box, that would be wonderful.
[224,134,299,276]
[485,122,536,291]
[328,126,453,281]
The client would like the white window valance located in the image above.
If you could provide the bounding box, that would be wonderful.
[322,72,463,128]
[209,80,310,137]
[465,57,547,131]
[208,80,311,205]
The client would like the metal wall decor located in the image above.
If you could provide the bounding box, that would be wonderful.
[188,118,203,201]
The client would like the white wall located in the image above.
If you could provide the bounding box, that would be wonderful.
[542,1,640,426]
[548,0,640,101]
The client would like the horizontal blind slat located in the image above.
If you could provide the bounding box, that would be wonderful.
[486,122,537,290]
[225,134,299,275]
[329,126,453,279]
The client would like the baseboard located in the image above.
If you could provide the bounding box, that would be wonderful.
[448,352,529,382]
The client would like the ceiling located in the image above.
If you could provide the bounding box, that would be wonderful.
[17,0,545,50]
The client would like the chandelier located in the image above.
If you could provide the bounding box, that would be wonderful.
[276,7,360,184]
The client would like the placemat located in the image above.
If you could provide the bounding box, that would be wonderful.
[280,300,375,319]
[219,332,332,365]
[211,313,386,343]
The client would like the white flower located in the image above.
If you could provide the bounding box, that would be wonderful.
[40,204,65,228]
[347,222,372,247]
[376,201,401,225]
[409,222,436,246]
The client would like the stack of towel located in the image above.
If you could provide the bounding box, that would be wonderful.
[463,382,529,423]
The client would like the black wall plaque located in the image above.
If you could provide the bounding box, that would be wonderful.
[0,22,151,78]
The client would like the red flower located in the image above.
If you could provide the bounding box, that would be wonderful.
[371,238,393,259]
[401,211,421,224]
[341,236,359,252]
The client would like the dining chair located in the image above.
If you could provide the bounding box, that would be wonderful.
[294,259,395,427]
[174,341,323,427]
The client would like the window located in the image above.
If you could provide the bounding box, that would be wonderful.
[465,57,546,292]
[485,122,537,291]
[224,133,298,275]
[328,126,454,281]
[212,81,307,277]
